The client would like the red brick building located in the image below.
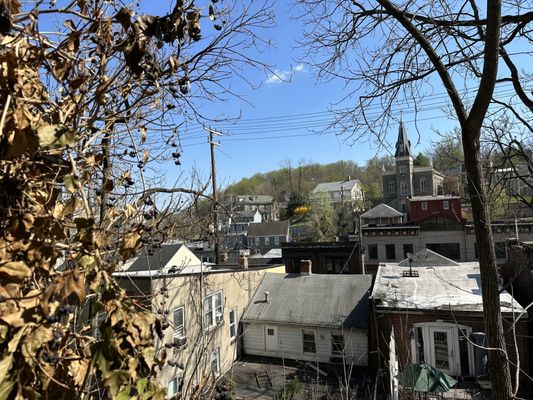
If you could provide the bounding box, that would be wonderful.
[407,195,465,223]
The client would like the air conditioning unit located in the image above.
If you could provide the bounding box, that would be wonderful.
[215,313,223,324]
[173,336,187,348]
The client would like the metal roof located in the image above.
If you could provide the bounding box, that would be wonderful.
[248,221,290,237]
[361,203,403,219]
[242,273,372,328]
[312,179,361,193]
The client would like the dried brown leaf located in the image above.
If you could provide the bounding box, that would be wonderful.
[0,262,31,281]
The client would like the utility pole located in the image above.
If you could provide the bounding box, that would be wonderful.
[207,127,222,264]
[357,213,365,274]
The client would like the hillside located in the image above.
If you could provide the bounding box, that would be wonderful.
[223,157,395,206]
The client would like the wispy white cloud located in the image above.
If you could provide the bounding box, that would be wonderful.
[265,64,306,85]
[293,63,305,72]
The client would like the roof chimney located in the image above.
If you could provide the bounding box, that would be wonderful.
[299,259,312,275]
[239,255,249,270]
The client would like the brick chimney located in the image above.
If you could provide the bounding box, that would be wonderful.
[300,259,312,275]
[239,255,249,270]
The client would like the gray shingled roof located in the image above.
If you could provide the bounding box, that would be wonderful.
[242,273,372,328]
[248,221,290,237]
[127,244,184,272]
[312,179,360,193]
[361,203,403,219]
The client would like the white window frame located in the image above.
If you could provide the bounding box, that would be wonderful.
[167,376,181,398]
[421,201,428,210]
[229,308,238,341]
[211,348,220,376]
[255,237,260,246]
[265,236,270,245]
[173,306,185,337]
[204,291,223,329]
[443,200,449,210]
[302,329,316,354]
[274,236,280,246]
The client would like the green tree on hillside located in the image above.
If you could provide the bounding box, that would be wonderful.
[308,193,337,241]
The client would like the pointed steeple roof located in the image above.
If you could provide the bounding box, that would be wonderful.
[394,120,413,158]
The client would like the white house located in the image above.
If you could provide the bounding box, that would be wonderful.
[242,262,372,366]
[312,179,364,204]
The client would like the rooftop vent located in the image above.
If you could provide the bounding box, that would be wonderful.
[402,252,419,277]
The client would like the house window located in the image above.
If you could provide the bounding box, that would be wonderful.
[173,306,185,336]
[421,201,428,210]
[420,178,427,193]
[302,330,316,353]
[265,236,270,245]
[443,200,449,210]
[403,244,413,259]
[368,244,378,260]
[204,291,223,328]
[326,257,346,273]
[399,165,407,174]
[167,376,182,398]
[389,181,395,193]
[385,244,396,260]
[331,333,344,355]
[255,237,260,245]
[229,308,237,341]
[400,180,408,195]
[211,348,220,375]
[274,236,280,246]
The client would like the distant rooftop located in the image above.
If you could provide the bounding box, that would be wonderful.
[409,195,460,202]
[361,203,403,219]
[312,179,361,193]
[248,220,290,237]
[235,195,274,204]
[397,248,459,267]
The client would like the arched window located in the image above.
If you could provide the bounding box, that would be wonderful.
[420,178,427,193]
[400,180,408,195]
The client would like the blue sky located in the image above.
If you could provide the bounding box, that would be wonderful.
[35,1,525,190]
[161,0,465,189]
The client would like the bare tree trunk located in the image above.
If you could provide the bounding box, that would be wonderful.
[462,127,513,399]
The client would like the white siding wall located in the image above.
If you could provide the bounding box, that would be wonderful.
[243,323,368,366]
